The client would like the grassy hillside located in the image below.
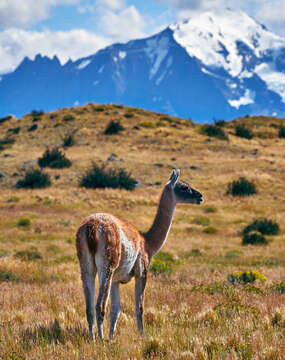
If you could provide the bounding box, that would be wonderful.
[0,105,285,359]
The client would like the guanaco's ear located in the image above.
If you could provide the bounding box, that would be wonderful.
[168,168,180,187]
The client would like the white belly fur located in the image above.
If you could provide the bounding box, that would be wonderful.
[113,229,139,283]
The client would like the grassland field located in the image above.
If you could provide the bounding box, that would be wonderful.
[0,104,285,359]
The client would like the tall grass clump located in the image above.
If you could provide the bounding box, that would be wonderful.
[38,148,71,169]
[227,177,257,196]
[200,124,228,140]
[80,163,136,190]
[234,125,253,139]
[104,120,124,135]
[16,169,51,189]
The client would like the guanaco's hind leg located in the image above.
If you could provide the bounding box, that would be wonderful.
[96,268,114,340]
[77,232,97,340]
[109,282,121,340]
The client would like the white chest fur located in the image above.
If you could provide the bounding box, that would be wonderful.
[113,229,139,283]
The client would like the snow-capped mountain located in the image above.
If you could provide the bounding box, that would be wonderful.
[1,8,285,122]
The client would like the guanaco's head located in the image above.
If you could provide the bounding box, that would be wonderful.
[166,168,203,205]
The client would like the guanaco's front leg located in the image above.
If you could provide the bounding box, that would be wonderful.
[134,274,147,334]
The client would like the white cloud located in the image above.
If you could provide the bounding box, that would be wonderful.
[0,28,110,74]
[97,5,146,41]
[0,0,80,28]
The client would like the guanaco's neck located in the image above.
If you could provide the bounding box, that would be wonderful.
[144,187,176,259]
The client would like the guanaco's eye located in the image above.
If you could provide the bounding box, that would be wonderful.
[181,185,189,191]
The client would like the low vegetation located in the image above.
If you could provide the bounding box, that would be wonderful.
[228,270,266,284]
[80,163,136,190]
[227,176,257,196]
[234,125,254,139]
[243,218,280,236]
[16,168,51,189]
[38,148,72,169]
[200,124,228,140]
[104,120,124,135]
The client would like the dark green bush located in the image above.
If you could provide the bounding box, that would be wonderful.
[278,125,285,138]
[63,114,75,122]
[38,148,71,169]
[234,125,253,139]
[214,120,226,127]
[80,163,136,190]
[243,218,280,236]
[63,135,75,147]
[0,115,13,124]
[31,110,44,116]
[242,231,268,245]
[201,124,228,140]
[104,121,124,135]
[17,218,31,227]
[124,113,134,118]
[16,169,51,189]
[227,177,257,196]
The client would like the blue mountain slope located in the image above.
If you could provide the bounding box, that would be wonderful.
[0,9,285,122]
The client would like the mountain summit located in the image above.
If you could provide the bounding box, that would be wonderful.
[1,9,285,122]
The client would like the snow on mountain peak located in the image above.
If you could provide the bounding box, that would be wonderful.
[170,8,285,78]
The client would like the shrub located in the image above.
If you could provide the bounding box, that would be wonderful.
[191,216,210,226]
[16,169,51,189]
[278,125,285,138]
[80,163,136,190]
[201,124,228,140]
[0,269,19,282]
[271,282,285,294]
[28,124,38,132]
[0,137,15,151]
[141,121,157,129]
[228,270,266,284]
[234,125,253,139]
[242,231,268,245]
[31,110,44,117]
[203,226,217,234]
[225,250,242,258]
[14,248,42,261]
[0,115,13,124]
[243,218,280,236]
[214,120,226,127]
[149,259,173,275]
[104,120,124,135]
[17,218,31,228]
[63,134,75,147]
[204,206,217,213]
[124,113,134,118]
[8,127,20,134]
[184,248,202,257]
[63,114,75,122]
[227,177,257,196]
[38,148,71,168]
[94,106,105,112]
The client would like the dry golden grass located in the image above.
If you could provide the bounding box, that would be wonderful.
[0,105,285,359]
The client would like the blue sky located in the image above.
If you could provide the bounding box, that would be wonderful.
[0,0,284,74]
